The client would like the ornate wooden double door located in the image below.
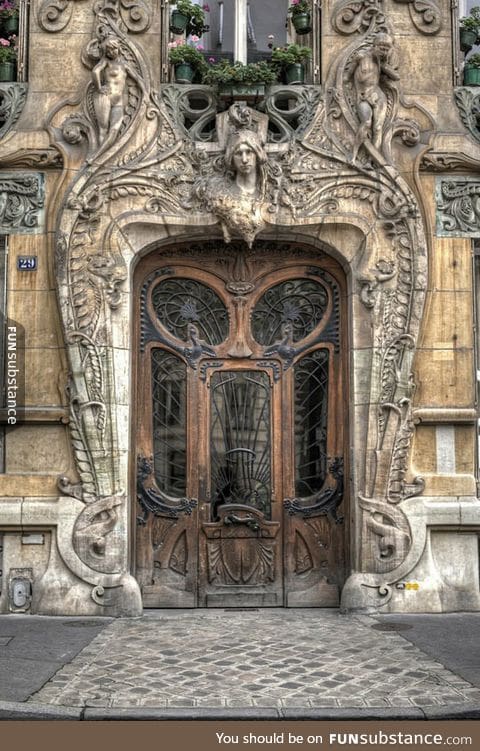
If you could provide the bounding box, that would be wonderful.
[135,242,347,608]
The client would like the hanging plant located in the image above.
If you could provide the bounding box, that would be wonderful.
[169,1,210,38]
[287,0,312,36]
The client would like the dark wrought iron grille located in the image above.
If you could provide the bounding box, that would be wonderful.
[294,350,329,497]
[151,278,229,345]
[210,371,271,520]
[251,279,329,345]
[151,350,187,497]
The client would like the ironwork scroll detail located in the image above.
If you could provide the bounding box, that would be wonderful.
[136,456,197,524]
[284,457,344,523]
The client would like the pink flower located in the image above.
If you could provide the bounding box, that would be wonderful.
[0,38,10,46]
[208,56,215,63]
[197,44,204,51]
[167,41,178,48]
[291,0,300,4]
[202,4,210,11]
[190,34,199,42]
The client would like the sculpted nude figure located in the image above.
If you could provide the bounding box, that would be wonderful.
[349,32,400,162]
[91,36,145,154]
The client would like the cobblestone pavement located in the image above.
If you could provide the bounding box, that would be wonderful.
[30,610,480,709]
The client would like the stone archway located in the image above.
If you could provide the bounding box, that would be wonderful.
[43,0,435,615]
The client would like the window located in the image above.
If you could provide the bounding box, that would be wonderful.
[162,1,321,83]
[456,0,480,85]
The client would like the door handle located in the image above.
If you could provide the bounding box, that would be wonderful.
[223,514,259,531]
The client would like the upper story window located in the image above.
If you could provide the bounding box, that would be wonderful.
[0,0,28,82]
[456,0,480,85]
[162,1,321,83]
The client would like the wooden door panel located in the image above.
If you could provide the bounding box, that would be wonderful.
[134,244,348,609]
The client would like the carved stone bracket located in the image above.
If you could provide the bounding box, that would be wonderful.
[454,87,480,146]
[0,173,45,234]
[0,84,27,140]
[38,0,152,33]
[420,150,480,173]
[436,178,480,236]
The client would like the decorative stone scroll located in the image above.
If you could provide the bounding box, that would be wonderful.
[38,0,151,33]
[161,84,323,144]
[0,84,27,141]
[331,0,442,36]
[0,173,45,234]
[49,0,435,614]
[436,179,480,236]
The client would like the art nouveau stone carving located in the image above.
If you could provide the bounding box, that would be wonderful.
[332,0,442,36]
[436,179,480,236]
[0,173,44,233]
[45,0,440,614]
[454,87,480,146]
[0,84,27,141]
[38,0,151,33]
[348,32,400,163]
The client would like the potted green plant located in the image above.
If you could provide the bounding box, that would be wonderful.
[0,1,18,35]
[169,1,209,37]
[202,60,277,99]
[0,37,15,81]
[287,0,312,36]
[168,41,206,83]
[464,52,480,85]
[459,7,480,52]
[271,43,311,85]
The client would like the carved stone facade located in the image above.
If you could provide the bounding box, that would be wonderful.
[0,0,478,616]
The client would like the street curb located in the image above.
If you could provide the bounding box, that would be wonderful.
[0,701,82,720]
[1,701,479,721]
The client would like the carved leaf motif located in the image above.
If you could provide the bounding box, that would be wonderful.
[294,531,313,574]
[0,85,27,140]
[206,538,276,585]
[169,531,188,576]
[454,88,480,145]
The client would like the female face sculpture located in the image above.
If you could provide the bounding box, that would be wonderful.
[225,130,267,194]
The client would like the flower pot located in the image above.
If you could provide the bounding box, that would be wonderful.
[170,10,189,35]
[292,11,312,35]
[460,28,478,52]
[2,14,19,35]
[285,62,305,85]
[174,62,195,84]
[464,65,480,85]
[0,61,15,81]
